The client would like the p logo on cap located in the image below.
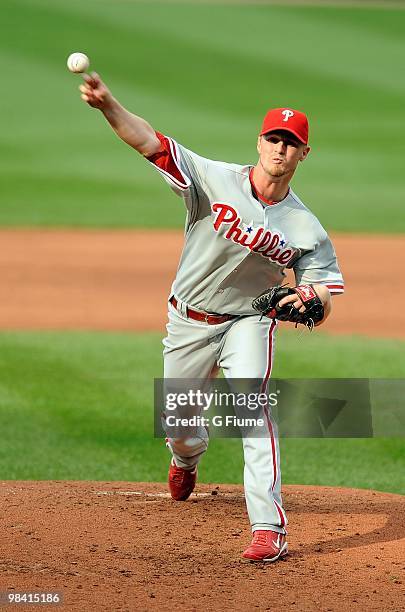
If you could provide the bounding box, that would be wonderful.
[260,107,309,144]
[282,109,294,122]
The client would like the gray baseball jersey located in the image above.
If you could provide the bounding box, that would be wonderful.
[147,132,344,535]
[148,132,344,315]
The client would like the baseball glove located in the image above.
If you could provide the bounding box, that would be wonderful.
[252,284,324,330]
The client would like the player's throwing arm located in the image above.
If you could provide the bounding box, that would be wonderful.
[67,53,161,157]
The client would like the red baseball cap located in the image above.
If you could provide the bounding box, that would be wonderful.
[260,108,309,144]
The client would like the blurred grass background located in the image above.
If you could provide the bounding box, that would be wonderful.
[1,0,404,493]
[1,0,405,230]
[0,330,404,493]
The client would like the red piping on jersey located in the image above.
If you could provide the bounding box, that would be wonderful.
[326,284,344,295]
[146,132,187,187]
[249,167,290,207]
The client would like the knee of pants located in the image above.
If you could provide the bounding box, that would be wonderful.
[167,436,208,458]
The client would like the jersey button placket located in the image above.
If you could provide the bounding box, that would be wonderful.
[263,207,269,229]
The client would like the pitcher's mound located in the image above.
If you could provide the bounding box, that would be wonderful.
[0,481,404,611]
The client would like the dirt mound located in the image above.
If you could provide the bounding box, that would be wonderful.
[0,229,404,338]
[0,481,404,611]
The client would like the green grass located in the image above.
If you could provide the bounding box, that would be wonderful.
[1,0,405,231]
[0,330,404,494]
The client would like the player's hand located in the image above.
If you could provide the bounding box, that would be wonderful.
[278,284,332,323]
[278,292,305,313]
[79,72,113,110]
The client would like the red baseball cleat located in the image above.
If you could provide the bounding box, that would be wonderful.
[168,459,197,501]
[242,530,288,562]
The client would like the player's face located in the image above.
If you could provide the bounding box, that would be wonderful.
[257,131,310,179]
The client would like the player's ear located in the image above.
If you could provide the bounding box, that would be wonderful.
[300,145,311,162]
[257,136,261,155]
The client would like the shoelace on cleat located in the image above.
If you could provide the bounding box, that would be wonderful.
[171,466,195,483]
[253,532,270,546]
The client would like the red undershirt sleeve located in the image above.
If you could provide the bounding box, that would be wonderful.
[146,131,187,186]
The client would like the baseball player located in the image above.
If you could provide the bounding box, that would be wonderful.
[78,73,344,562]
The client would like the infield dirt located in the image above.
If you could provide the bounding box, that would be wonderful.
[0,482,404,611]
[0,229,404,338]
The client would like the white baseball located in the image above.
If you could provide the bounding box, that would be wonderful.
[67,52,90,74]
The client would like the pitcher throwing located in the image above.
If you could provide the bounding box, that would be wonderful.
[77,72,344,562]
